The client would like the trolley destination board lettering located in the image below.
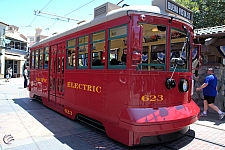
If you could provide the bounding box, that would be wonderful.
[166,0,193,21]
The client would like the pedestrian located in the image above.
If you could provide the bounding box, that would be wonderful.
[8,66,12,79]
[23,66,28,88]
[196,68,225,120]
[6,68,9,82]
[6,66,12,82]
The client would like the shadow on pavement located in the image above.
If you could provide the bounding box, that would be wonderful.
[198,105,225,126]
[198,114,224,126]
[163,129,195,149]
[12,97,195,150]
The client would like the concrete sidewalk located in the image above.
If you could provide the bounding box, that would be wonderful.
[0,77,24,85]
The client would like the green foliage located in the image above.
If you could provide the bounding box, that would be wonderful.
[175,0,225,28]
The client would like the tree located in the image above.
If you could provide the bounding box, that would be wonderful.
[175,0,225,28]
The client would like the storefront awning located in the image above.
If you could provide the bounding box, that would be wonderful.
[5,55,26,61]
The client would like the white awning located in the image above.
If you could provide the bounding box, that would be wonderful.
[5,32,27,42]
[5,55,26,61]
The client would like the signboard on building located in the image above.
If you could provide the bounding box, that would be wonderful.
[165,0,193,22]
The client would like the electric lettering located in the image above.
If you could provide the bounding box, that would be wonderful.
[67,82,102,93]
[36,77,47,83]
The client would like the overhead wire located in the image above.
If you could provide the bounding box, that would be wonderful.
[117,0,124,5]
[65,0,95,16]
[28,0,53,27]
[47,0,96,30]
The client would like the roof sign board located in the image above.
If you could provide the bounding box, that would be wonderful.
[165,0,193,21]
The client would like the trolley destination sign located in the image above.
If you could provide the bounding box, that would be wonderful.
[166,0,193,22]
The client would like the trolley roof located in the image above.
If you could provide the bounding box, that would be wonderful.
[31,1,192,48]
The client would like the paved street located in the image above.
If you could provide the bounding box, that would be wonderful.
[0,78,225,150]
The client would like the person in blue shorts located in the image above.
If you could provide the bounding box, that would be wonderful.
[196,68,225,120]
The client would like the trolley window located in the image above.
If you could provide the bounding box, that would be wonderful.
[91,31,105,69]
[138,23,167,71]
[35,50,39,69]
[108,25,127,69]
[39,49,43,69]
[67,39,76,68]
[78,35,88,68]
[31,50,35,69]
[44,47,49,69]
[170,28,189,72]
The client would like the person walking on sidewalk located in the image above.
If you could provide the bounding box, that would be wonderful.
[6,66,12,82]
[23,66,28,88]
[196,68,225,120]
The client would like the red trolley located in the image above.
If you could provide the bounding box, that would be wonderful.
[29,0,200,146]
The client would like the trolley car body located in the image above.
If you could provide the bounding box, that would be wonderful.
[29,0,200,146]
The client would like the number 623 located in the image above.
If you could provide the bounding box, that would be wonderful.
[64,109,73,115]
[141,94,164,102]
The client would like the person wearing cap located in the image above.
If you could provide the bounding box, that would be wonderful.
[196,68,225,120]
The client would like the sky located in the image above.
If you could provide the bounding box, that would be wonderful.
[0,0,153,37]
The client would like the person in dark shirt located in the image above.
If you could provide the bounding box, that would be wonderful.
[196,68,225,120]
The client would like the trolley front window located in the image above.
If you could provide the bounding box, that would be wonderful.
[138,23,167,71]
[170,28,189,72]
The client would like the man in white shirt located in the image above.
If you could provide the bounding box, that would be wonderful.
[24,66,28,88]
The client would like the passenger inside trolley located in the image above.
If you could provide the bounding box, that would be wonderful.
[92,59,103,66]
[120,54,126,65]
[44,61,48,68]
[110,58,120,65]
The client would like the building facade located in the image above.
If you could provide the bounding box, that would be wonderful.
[0,21,9,78]
[0,23,28,79]
[34,28,48,43]
[192,25,225,112]
[26,28,48,67]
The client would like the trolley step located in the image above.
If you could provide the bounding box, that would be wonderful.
[76,114,105,132]
[33,94,43,102]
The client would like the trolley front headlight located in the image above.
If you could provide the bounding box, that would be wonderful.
[178,78,189,92]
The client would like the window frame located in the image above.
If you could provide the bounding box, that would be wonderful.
[35,49,39,69]
[108,24,128,69]
[169,27,189,72]
[66,38,76,69]
[150,44,166,71]
[78,35,88,69]
[39,48,43,69]
[137,22,168,71]
[31,50,35,69]
[91,30,105,69]
[44,47,49,69]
